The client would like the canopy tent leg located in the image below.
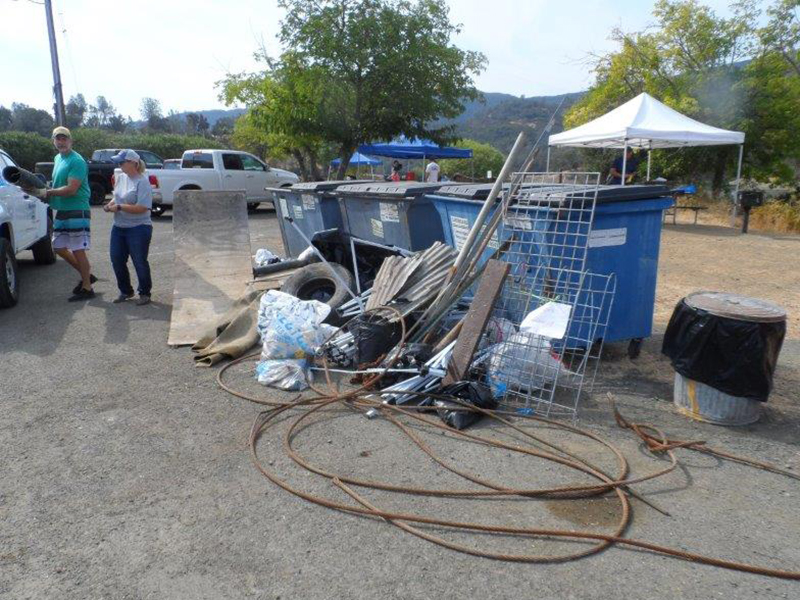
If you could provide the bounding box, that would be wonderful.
[647,149,652,181]
[546,146,551,172]
[621,142,628,186]
[731,144,744,227]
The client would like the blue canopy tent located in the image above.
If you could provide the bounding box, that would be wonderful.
[357,136,474,180]
[329,152,383,179]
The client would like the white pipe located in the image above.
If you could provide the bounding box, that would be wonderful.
[546,146,551,172]
[621,142,628,187]
[731,144,744,227]
[647,149,652,181]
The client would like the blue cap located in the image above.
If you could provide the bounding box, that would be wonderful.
[111,149,140,164]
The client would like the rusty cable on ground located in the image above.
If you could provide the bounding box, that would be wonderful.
[215,317,800,580]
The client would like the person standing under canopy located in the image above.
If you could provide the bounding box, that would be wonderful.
[608,148,639,185]
[425,159,440,182]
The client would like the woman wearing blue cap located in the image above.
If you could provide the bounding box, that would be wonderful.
[103,150,153,305]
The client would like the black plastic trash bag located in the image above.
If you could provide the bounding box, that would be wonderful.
[351,312,401,368]
[662,297,786,402]
[434,381,498,430]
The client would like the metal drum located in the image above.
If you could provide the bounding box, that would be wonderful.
[673,372,761,426]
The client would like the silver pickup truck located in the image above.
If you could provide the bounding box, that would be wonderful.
[0,148,55,308]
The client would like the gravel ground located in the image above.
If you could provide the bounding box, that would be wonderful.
[1,208,798,599]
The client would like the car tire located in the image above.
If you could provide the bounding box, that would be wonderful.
[89,181,106,206]
[31,216,56,265]
[0,237,20,308]
[281,263,354,320]
[247,202,261,212]
[151,204,166,218]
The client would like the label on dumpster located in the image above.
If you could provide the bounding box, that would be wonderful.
[371,218,384,238]
[380,202,400,222]
[293,205,304,220]
[589,227,627,248]
[302,194,316,210]
[451,215,499,251]
[279,197,289,217]
[503,215,533,231]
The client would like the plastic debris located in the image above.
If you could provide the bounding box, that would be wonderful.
[434,381,497,430]
[254,248,282,267]
[256,359,311,391]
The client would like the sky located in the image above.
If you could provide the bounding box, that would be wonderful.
[1,0,738,119]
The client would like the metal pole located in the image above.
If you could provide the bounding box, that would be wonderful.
[731,144,744,227]
[647,149,652,181]
[546,146,551,172]
[44,0,66,126]
[621,142,628,187]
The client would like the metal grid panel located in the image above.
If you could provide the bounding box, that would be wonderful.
[476,172,615,421]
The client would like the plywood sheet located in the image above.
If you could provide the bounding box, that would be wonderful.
[168,190,252,346]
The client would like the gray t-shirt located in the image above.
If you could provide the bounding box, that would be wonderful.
[113,172,152,228]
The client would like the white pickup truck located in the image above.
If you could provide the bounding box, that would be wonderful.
[0,148,55,308]
[147,149,299,216]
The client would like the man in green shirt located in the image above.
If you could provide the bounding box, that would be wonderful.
[44,126,96,301]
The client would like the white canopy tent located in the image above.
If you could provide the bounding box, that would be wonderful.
[547,93,745,211]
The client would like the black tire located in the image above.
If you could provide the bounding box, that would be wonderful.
[31,216,56,265]
[151,204,166,217]
[0,237,19,308]
[247,202,261,212]
[281,263,355,317]
[89,181,106,206]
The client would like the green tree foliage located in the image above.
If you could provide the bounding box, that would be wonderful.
[0,131,56,170]
[185,112,210,135]
[140,97,170,132]
[9,103,55,137]
[65,94,88,129]
[220,0,485,180]
[565,0,800,191]
[440,139,505,180]
[0,106,11,131]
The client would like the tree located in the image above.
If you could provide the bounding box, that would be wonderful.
[211,116,235,138]
[0,106,11,131]
[185,112,210,135]
[65,94,88,129]
[141,97,170,132]
[89,96,118,128]
[566,0,800,191]
[10,103,55,137]
[440,139,504,180]
[221,0,485,179]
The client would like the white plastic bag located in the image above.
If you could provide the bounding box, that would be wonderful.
[254,248,281,267]
[255,359,311,391]
[257,290,335,360]
[483,332,575,398]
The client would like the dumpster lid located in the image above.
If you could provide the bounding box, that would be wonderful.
[291,179,374,192]
[433,183,672,203]
[685,291,786,323]
[335,181,460,198]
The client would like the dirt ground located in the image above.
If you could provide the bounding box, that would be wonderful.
[1,208,798,599]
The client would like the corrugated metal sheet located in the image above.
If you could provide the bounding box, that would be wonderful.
[365,242,457,315]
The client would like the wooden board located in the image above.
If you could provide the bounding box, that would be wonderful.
[168,190,252,346]
[442,260,510,385]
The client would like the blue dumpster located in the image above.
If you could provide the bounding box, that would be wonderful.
[270,181,370,258]
[334,181,458,251]
[427,184,674,353]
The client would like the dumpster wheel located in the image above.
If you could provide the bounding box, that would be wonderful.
[627,338,643,359]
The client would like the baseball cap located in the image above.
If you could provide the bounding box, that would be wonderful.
[52,126,72,139]
[111,149,141,164]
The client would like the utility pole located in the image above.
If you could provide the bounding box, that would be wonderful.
[44,0,66,125]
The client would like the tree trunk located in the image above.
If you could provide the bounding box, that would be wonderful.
[711,152,727,197]
[305,146,323,181]
[335,143,357,180]
[292,149,309,181]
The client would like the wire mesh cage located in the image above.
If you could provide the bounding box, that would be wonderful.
[474,172,615,421]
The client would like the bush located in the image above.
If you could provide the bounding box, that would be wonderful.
[440,139,505,180]
[0,131,56,170]
[750,198,800,234]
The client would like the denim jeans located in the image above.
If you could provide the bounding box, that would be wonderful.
[110,225,152,296]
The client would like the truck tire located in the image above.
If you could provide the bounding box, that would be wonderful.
[281,263,354,316]
[31,216,56,265]
[151,204,166,217]
[90,181,106,205]
[0,237,20,308]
